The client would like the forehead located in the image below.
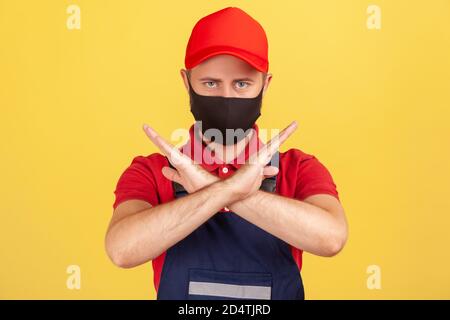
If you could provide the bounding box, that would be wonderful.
[190,54,261,79]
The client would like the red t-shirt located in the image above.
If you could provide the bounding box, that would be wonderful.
[113,123,340,292]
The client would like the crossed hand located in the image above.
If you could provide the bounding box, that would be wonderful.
[143,122,297,201]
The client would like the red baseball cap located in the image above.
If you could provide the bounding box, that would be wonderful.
[185,7,269,73]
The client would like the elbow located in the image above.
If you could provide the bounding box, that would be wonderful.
[322,237,345,257]
[321,228,348,257]
[105,233,136,269]
[107,248,135,269]
[104,231,158,268]
[322,216,349,257]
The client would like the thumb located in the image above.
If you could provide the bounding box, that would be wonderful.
[161,166,182,184]
[263,165,279,178]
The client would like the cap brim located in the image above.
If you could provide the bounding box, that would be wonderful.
[187,49,268,73]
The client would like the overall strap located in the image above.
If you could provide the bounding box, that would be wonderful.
[260,151,279,193]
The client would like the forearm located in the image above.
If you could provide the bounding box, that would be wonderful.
[106,180,236,268]
[228,191,347,257]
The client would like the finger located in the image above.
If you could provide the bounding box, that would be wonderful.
[143,124,176,156]
[248,121,297,167]
[263,165,279,178]
[143,124,189,167]
[161,166,182,184]
[266,121,298,155]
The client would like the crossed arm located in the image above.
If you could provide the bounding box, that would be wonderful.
[105,122,348,268]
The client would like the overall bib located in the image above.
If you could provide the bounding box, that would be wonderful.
[157,152,304,300]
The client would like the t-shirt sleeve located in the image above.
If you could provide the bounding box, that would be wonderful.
[112,155,160,210]
[294,155,340,201]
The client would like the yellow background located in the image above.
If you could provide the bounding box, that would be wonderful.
[1,0,449,299]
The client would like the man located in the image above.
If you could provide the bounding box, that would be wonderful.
[106,7,348,300]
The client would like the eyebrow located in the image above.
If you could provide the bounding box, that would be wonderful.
[198,77,255,82]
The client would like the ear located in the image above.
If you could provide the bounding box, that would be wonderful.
[262,73,273,96]
[180,69,189,92]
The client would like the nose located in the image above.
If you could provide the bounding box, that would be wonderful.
[221,84,238,98]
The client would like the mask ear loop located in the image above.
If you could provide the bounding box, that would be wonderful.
[186,71,195,93]
[187,71,208,147]
[258,77,266,98]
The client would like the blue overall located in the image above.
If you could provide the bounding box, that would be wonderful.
[157,153,304,300]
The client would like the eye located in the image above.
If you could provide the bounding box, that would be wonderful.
[204,81,217,89]
[235,81,250,89]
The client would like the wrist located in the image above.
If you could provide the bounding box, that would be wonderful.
[215,178,245,203]
[228,189,260,212]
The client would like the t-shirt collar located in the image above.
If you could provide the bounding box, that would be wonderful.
[181,123,264,172]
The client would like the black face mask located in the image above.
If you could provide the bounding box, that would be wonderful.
[188,78,263,145]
